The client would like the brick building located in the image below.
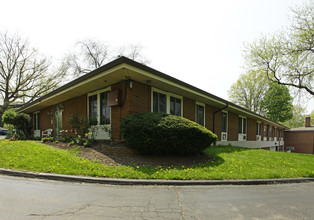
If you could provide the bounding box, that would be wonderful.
[284,117,314,154]
[19,57,286,150]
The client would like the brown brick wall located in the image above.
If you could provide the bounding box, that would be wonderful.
[228,111,238,141]
[213,111,222,140]
[183,97,195,122]
[205,104,217,132]
[62,94,87,131]
[39,107,54,132]
[247,118,256,141]
[111,81,151,140]
[284,131,314,154]
[128,81,151,114]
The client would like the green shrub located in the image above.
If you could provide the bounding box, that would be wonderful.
[119,112,217,155]
[42,137,54,143]
[2,109,32,139]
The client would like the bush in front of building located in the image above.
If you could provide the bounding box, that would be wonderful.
[2,109,32,139]
[119,112,217,155]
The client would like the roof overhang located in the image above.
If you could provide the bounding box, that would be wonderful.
[18,57,287,129]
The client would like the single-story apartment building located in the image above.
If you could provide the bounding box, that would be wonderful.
[285,117,314,154]
[18,56,286,151]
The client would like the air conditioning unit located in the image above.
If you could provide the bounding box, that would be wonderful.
[256,135,261,141]
[221,132,227,141]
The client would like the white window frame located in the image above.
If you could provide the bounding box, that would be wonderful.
[196,102,205,126]
[256,121,261,141]
[238,116,247,141]
[33,111,40,130]
[263,124,268,141]
[274,127,277,141]
[221,111,228,141]
[270,126,274,141]
[87,87,111,126]
[151,88,183,116]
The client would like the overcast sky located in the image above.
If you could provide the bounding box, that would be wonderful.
[1,0,313,114]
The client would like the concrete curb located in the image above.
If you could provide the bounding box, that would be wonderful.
[0,168,313,186]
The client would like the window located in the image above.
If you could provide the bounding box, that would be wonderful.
[270,126,273,141]
[256,122,261,136]
[100,92,110,125]
[153,91,167,113]
[238,116,247,141]
[221,111,228,141]
[196,103,205,126]
[89,95,98,125]
[264,125,268,141]
[222,112,228,132]
[151,88,183,116]
[170,96,181,116]
[88,89,111,126]
[256,122,261,141]
[274,127,277,141]
[33,112,40,130]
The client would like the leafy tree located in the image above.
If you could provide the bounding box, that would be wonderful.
[66,38,150,77]
[244,1,314,95]
[260,83,293,122]
[228,69,269,114]
[282,105,307,128]
[0,31,68,117]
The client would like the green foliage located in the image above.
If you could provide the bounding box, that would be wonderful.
[2,109,17,125]
[282,105,306,128]
[244,1,314,95]
[120,112,217,155]
[42,137,54,143]
[67,113,89,136]
[2,109,32,139]
[0,140,313,180]
[228,70,269,114]
[260,83,293,122]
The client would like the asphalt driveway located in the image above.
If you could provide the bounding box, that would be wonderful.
[1,175,314,219]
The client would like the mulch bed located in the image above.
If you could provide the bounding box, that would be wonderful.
[45,141,212,167]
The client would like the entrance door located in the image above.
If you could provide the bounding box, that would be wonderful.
[54,104,63,139]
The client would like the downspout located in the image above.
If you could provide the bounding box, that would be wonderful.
[118,68,131,140]
[213,103,229,145]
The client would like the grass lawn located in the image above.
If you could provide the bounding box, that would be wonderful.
[0,139,313,180]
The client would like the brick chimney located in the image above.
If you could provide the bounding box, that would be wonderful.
[305,116,311,127]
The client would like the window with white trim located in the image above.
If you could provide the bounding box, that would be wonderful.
[256,122,261,141]
[33,112,40,130]
[263,124,268,141]
[221,111,228,141]
[238,116,247,141]
[151,88,183,116]
[88,89,111,126]
[274,127,277,141]
[153,91,167,113]
[196,102,205,126]
[270,126,273,141]
[170,96,182,116]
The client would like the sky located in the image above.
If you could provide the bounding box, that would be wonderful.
[1,0,313,114]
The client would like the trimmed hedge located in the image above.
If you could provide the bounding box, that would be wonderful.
[119,112,217,155]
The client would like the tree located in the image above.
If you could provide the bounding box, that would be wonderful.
[260,83,293,122]
[228,69,269,114]
[0,31,68,115]
[244,1,314,95]
[67,38,149,77]
[281,104,307,128]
